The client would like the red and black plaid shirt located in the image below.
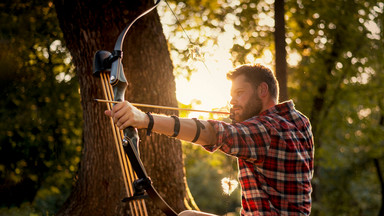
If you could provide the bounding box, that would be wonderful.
[206,101,314,215]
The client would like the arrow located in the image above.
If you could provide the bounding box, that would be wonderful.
[95,99,230,115]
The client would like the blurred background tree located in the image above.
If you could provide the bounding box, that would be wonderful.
[0,0,82,214]
[163,0,384,215]
[1,0,383,215]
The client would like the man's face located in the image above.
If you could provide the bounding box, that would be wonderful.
[230,74,262,122]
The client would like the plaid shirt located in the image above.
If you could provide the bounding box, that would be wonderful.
[205,101,314,216]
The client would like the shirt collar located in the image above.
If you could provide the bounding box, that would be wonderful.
[259,100,295,116]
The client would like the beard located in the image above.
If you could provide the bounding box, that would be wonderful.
[232,93,263,122]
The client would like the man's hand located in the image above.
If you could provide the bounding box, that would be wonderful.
[104,101,148,129]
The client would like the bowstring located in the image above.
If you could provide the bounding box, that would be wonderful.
[163,3,238,215]
[164,0,211,74]
[100,73,148,216]
[102,1,230,214]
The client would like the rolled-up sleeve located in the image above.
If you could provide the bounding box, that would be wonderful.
[205,119,271,163]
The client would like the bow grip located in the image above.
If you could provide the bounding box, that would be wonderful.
[122,126,140,154]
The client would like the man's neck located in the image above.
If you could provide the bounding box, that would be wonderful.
[260,99,277,113]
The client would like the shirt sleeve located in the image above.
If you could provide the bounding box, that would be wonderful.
[205,119,271,163]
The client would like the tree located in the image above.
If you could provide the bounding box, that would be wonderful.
[286,0,384,215]
[0,0,82,212]
[166,0,384,215]
[274,0,288,101]
[53,0,191,215]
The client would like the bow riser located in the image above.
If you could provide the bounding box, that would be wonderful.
[92,1,177,215]
[93,51,140,151]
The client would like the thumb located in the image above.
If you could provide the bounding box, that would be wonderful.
[104,110,112,117]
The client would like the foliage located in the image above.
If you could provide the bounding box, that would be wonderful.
[0,0,82,215]
[166,0,384,215]
[285,1,384,215]
[183,142,241,215]
[178,102,241,214]
[159,0,238,79]
[1,0,383,215]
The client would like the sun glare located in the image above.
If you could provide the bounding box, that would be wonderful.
[158,2,276,118]
[175,55,233,117]
[158,4,237,118]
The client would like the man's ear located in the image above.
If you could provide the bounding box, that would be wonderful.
[258,82,269,98]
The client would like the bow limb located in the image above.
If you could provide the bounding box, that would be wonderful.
[93,1,178,215]
[109,0,163,151]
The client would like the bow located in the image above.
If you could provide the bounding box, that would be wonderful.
[93,1,177,215]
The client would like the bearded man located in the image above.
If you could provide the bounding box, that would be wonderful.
[105,64,314,216]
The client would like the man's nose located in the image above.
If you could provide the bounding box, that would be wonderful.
[230,97,236,105]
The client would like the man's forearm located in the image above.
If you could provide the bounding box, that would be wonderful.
[149,114,217,146]
[105,101,216,146]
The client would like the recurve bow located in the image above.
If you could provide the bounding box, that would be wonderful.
[93,1,177,215]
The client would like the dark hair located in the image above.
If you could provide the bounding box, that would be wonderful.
[227,64,279,101]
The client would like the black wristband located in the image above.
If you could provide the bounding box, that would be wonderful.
[191,118,205,142]
[171,116,180,137]
[146,112,154,136]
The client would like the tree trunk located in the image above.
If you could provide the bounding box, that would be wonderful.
[375,110,384,216]
[374,158,384,216]
[53,0,190,215]
[274,0,288,102]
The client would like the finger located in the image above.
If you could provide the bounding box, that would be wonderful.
[104,110,112,117]
[120,120,132,130]
[114,104,131,121]
[113,100,129,113]
[116,113,130,128]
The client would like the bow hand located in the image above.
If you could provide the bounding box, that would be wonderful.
[105,101,149,130]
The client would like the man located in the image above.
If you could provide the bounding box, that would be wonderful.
[105,64,314,215]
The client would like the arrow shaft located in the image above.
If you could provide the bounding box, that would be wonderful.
[95,99,230,115]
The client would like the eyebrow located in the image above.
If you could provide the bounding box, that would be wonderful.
[230,87,245,96]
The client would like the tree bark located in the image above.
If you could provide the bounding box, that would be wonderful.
[274,0,288,102]
[54,0,190,215]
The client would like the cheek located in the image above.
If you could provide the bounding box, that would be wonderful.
[238,93,252,105]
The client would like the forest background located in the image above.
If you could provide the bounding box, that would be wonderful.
[0,0,383,215]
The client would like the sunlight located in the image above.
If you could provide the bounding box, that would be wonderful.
[175,47,233,115]
[157,1,294,118]
[158,3,236,117]
[287,50,302,67]
[364,2,383,40]
[259,12,275,27]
